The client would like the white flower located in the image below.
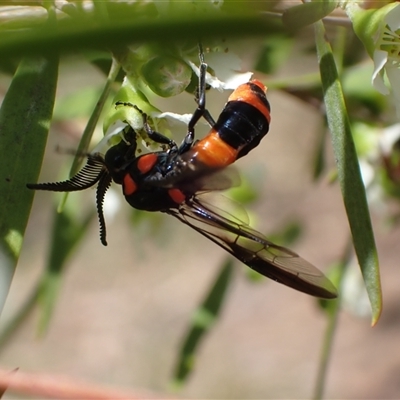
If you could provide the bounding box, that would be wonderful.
[379,122,400,155]
[186,51,253,91]
[371,4,400,116]
[92,120,129,154]
[154,111,193,125]
[160,48,253,126]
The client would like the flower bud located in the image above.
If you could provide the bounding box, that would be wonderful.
[141,55,192,97]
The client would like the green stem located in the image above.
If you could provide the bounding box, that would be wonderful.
[313,239,352,400]
[59,58,120,211]
[0,285,39,351]
[71,57,120,175]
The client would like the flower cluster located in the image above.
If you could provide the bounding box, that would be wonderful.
[347,2,400,116]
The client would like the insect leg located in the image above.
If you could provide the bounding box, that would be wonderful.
[178,44,216,154]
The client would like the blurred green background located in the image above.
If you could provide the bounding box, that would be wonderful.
[0,1,399,398]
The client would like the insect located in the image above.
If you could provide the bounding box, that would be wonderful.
[27,47,337,299]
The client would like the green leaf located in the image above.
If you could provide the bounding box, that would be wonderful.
[68,58,120,175]
[0,180,97,341]
[37,203,96,334]
[0,10,281,59]
[312,122,328,180]
[0,55,58,314]
[347,2,398,58]
[314,21,382,325]
[38,60,120,332]
[254,35,293,75]
[171,259,233,387]
[282,0,338,31]
[53,86,104,120]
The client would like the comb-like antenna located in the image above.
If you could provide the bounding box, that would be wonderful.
[28,153,113,246]
[27,154,106,192]
[96,172,112,246]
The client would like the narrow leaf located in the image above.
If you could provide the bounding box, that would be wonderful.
[0,55,58,314]
[0,11,281,59]
[312,122,328,180]
[283,1,338,31]
[314,21,382,325]
[37,206,96,334]
[171,259,233,387]
[38,60,120,333]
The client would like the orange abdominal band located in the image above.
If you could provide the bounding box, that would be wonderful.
[192,131,238,168]
[229,80,271,124]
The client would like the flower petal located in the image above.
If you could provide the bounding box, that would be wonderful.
[155,111,193,125]
[385,64,400,116]
[92,120,129,154]
[205,51,253,88]
[372,50,390,95]
[379,122,400,155]
[385,3,400,31]
[187,52,252,91]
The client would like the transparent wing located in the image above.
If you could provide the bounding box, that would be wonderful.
[178,166,241,193]
[145,162,241,193]
[166,195,337,299]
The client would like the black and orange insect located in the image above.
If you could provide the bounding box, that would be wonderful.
[27,47,337,299]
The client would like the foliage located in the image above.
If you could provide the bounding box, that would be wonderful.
[0,0,398,398]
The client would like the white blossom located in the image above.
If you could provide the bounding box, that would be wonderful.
[371,4,400,116]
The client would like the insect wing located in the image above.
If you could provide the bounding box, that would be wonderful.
[143,152,241,191]
[177,166,241,194]
[188,191,250,225]
[167,196,337,299]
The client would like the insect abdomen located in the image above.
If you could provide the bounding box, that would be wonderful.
[216,80,271,158]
